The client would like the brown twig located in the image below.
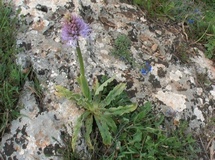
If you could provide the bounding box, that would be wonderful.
[207,136,215,150]
[182,15,189,42]
[206,136,215,160]
[199,136,210,160]
[209,140,214,160]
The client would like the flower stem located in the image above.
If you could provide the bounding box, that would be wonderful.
[76,41,91,99]
[76,41,86,75]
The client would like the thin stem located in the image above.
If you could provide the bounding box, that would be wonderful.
[75,41,91,99]
[76,41,85,76]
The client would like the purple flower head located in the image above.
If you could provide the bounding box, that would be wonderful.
[61,12,91,47]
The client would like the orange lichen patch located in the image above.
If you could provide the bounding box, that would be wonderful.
[151,43,158,52]
[14,144,22,152]
[23,0,30,5]
[139,34,151,42]
[32,20,45,32]
[173,119,180,126]
[35,131,50,148]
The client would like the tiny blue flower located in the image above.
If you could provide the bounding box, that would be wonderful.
[120,56,126,61]
[187,19,194,24]
[194,9,201,15]
[141,62,152,75]
[61,12,91,47]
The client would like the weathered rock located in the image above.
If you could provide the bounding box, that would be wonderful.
[1,0,215,159]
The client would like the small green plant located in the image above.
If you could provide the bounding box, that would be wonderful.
[112,34,133,65]
[57,13,137,152]
[174,43,190,63]
[56,76,137,151]
[196,71,211,86]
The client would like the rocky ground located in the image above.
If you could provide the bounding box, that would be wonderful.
[1,0,215,159]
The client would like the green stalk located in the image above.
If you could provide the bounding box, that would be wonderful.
[76,41,85,76]
[76,41,91,100]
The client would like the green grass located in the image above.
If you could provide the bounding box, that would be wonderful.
[112,34,133,66]
[101,103,198,160]
[132,0,215,61]
[0,1,27,138]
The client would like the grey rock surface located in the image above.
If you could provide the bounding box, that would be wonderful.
[1,0,215,159]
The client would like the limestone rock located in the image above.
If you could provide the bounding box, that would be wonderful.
[1,0,214,159]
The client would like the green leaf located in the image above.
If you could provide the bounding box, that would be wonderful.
[55,85,79,99]
[102,104,137,116]
[55,85,92,110]
[133,102,151,123]
[94,76,115,96]
[144,127,160,134]
[212,25,215,34]
[72,111,90,152]
[100,115,117,133]
[85,114,93,149]
[92,77,99,93]
[100,83,126,108]
[130,129,142,144]
[92,78,101,102]
[94,115,112,145]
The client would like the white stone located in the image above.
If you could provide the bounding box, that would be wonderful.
[54,37,60,43]
[169,70,182,81]
[196,88,203,96]
[155,91,187,112]
[210,85,215,99]
[140,17,147,22]
[190,76,195,84]
[194,107,204,121]
[50,70,58,77]
[165,84,172,91]
[151,63,165,77]
[198,98,203,105]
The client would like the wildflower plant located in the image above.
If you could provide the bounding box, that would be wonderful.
[56,13,137,152]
